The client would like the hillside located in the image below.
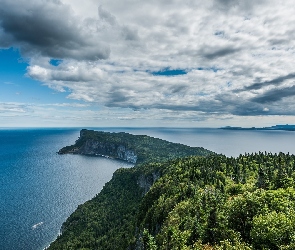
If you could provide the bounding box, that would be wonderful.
[137,152,295,249]
[48,130,214,249]
[49,130,295,249]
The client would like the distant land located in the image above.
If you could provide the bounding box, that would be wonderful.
[220,124,295,131]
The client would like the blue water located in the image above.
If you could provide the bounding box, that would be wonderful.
[0,128,133,250]
[1,127,295,250]
[99,127,295,157]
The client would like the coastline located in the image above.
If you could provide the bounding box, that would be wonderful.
[4,128,295,249]
[220,124,295,131]
[43,231,61,250]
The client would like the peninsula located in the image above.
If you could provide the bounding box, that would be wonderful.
[58,129,213,164]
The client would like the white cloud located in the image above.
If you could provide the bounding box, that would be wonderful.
[47,103,90,108]
[0,103,27,113]
[1,0,295,126]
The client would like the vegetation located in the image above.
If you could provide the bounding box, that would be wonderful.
[49,130,295,249]
[58,129,213,163]
[48,164,153,250]
[49,130,213,249]
[138,152,295,250]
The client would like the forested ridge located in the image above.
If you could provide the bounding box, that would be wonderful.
[58,129,213,163]
[49,130,213,249]
[137,152,295,250]
[49,131,295,250]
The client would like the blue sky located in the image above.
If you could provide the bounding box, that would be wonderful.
[1,0,295,127]
[0,48,67,104]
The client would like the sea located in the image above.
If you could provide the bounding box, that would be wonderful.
[1,127,295,250]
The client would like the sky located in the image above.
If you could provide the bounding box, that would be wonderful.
[1,0,295,127]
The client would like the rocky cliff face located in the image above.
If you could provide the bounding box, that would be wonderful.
[75,139,138,163]
[137,171,161,195]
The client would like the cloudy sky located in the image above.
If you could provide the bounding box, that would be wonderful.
[1,0,295,127]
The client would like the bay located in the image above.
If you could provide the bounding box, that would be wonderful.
[1,127,295,250]
[0,128,133,250]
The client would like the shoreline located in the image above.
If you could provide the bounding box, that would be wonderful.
[43,231,61,250]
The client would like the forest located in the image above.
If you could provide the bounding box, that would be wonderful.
[48,130,295,250]
[57,129,213,163]
[137,152,295,250]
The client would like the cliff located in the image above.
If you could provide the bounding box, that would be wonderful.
[58,129,213,164]
[74,139,137,163]
[58,129,138,163]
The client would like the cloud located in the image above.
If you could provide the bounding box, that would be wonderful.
[48,103,90,108]
[28,62,105,83]
[0,0,110,60]
[2,0,295,125]
[235,73,295,92]
[0,103,27,113]
[98,5,116,25]
[213,0,264,12]
[201,46,241,60]
[251,85,295,104]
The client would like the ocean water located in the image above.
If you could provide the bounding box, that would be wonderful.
[0,128,133,250]
[1,127,295,250]
[100,127,295,157]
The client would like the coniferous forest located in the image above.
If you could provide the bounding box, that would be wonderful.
[48,131,295,250]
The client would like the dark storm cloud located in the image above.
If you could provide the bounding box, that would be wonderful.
[235,73,295,92]
[0,0,110,60]
[251,85,295,104]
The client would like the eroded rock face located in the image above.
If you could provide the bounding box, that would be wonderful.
[117,145,138,163]
[76,139,138,163]
[137,171,161,195]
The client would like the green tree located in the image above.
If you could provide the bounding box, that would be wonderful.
[251,211,295,249]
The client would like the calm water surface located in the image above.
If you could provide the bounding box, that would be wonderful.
[0,128,132,250]
[101,127,295,156]
[1,127,295,250]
